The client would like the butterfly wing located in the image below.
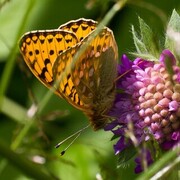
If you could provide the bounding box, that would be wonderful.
[19,30,78,91]
[52,44,90,110]
[53,27,118,129]
[72,28,118,129]
[19,18,97,96]
[59,18,97,42]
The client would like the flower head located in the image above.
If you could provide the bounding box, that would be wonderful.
[105,50,180,172]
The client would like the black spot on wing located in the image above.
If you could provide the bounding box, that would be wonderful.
[48,38,53,43]
[81,24,88,31]
[72,27,78,33]
[49,50,54,55]
[39,67,46,79]
[29,51,33,56]
[56,37,62,42]
[40,39,45,44]
[44,58,50,65]
[35,49,39,55]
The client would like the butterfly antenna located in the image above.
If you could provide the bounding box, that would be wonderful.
[55,125,90,155]
[60,131,81,156]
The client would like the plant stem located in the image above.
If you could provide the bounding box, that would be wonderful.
[136,146,180,180]
[0,139,57,180]
[0,0,35,110]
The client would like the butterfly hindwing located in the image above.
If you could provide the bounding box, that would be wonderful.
[72,28,118,122]
[52,27,118,129]
[59,18,97,42]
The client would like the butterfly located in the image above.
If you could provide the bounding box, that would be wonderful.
[19,18,118,130]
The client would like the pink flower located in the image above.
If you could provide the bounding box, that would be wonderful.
[105,50,180,173]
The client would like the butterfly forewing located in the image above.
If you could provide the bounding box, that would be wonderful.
[52,45,89,110]
[19,30,78,89]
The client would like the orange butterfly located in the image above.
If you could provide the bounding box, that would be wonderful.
[19,18,118,130]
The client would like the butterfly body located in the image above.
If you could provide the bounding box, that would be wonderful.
[19,18,118,130]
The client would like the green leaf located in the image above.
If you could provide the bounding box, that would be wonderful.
[165,9,180,61]
[111,134,120,141]
[162,52,175,79]
[131,25,147,54]
[136,146,180,180]
[138,17,159,58]
[117,146,136,166]
[166,9,180,35]
[129,52,157,61]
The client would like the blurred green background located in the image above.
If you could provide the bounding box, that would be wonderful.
[0,0,179,179]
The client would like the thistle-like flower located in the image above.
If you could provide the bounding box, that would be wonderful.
[105,49,180,172]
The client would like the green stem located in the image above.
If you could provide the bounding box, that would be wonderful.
[0,96,37,174]
[10,118,35,150]
[1,97,37,150]
[1,97,27,124]
[1,96,36,150]
[0,0,36,175]
[0,0,35,110]
[100,0,127,26]
[136,146,180,180]
[0,139,57,180]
